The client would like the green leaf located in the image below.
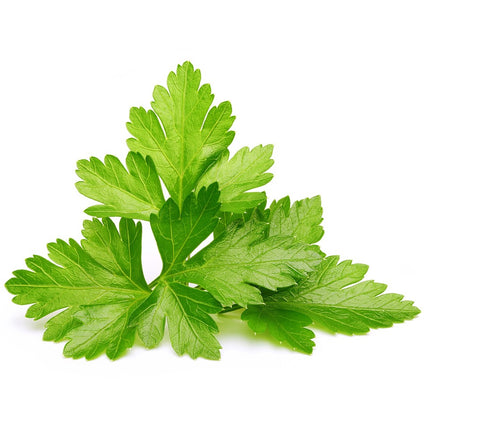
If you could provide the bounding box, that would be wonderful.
[242,256,421,351]
[43,307,81,342]
[126,61,235,207]
[63,301,141,360]
[172,219,322,307]
[269,196,324,244]
[76,152,164,220]
[213,195,324,249]
[213,201,268,239]
[132,289,166,349]
[134,281,222,360]
[241,305,315,354]
[6,218,151,359]
[196,145,274,213]
[151,183,220,275]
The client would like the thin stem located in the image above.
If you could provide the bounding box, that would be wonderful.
[219,304,242,314]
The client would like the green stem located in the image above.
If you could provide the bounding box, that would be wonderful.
[219,304,242,314]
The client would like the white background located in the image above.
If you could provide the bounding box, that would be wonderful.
[1,1,479,426]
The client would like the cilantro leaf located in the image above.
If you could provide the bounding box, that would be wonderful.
[76,152,164,220]
[126,61,235,207]
[196,145,274,213]
[172,219,322,307]
[6,218,151,359]
[134,281,222,360]
[242,256,421,352]
[151,183,220,275]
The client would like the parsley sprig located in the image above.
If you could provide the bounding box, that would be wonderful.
[6,61,420,360]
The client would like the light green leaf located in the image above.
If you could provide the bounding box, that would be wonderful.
[197,145,274,213]
[213,201,268,239]
[135,281,222,360]
[132,289,166,349]
[126,61,235,207]
[269,196,324,244]
[43,307,81,342]
[172,219,322,307]
[76,152,164,220]
[278,256,421,334]
[241,305,315,354]
[213,195,324,250]
[151,183,220,275]
[6,218,151,359]
[242,256,420,351]
[63,301,140,360]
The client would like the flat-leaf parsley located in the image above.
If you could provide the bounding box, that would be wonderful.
[6,61,420,360]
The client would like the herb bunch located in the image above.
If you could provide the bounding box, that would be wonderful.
[6,62,420,360]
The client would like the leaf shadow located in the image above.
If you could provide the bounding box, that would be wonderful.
[12,312,50,332]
